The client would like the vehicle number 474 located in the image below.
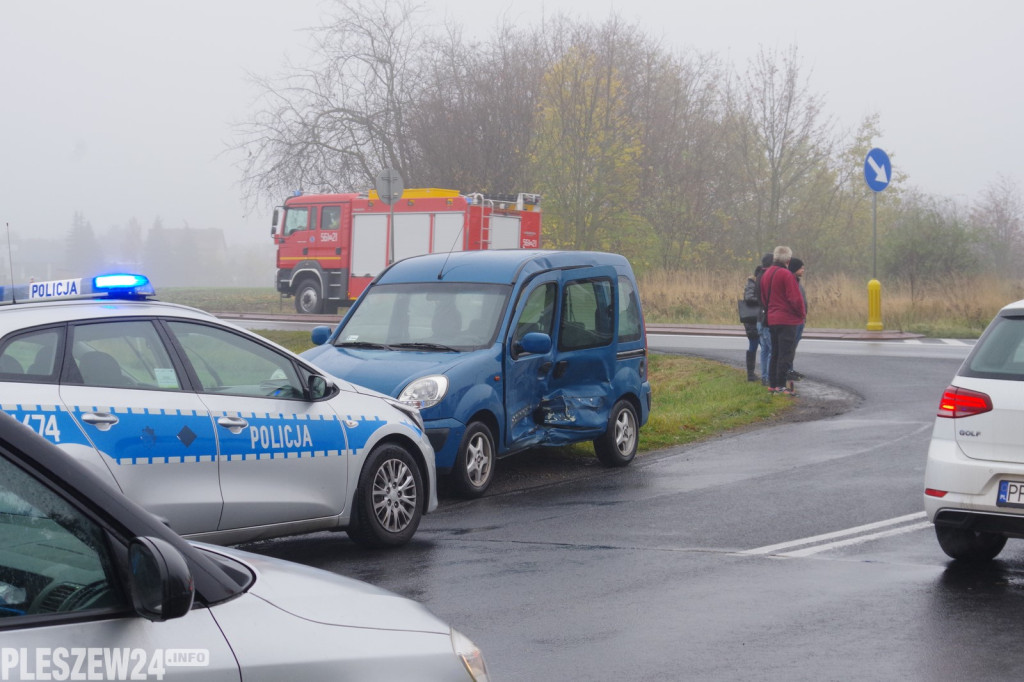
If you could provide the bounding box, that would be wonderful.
[21,413,61,442]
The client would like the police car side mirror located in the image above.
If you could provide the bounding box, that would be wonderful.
[308,374,330,400]
[311,326,333,345]
[127,536,194,622]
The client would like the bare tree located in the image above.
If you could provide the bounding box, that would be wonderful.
[729,46,835,252]
[634,48,730,269]
[883,190,978,299]
[410,23,543,193]
[529,16,646,252]
[970,174,1024,277]
[232,0,432,205]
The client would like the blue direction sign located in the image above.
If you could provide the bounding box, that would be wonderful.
[864,148,891,192]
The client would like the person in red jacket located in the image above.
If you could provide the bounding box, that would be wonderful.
[759,245,806,395]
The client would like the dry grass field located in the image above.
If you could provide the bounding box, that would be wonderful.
[162,268,1024,340]
[639,269,1024,338]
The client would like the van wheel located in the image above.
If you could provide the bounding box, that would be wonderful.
[294,279,323,314]
[346,444,423,548]
[450,422,495,499]
[594,400,638,467]
[935,525,1007,561]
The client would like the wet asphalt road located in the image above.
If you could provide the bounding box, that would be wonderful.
[238,334,1024,680]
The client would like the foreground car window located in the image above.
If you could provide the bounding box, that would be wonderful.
[960,315,1024,380]
[166,321,305,398]
[0,456,126,623]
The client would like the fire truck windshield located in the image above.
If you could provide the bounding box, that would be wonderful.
[283,207,310,236]
[336,283,510,351]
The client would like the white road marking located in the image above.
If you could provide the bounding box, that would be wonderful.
[739,511,928,557]
[780,521,933,557]
[941,339,970,346]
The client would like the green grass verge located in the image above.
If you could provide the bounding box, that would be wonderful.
[162,287,286,313]
[254,327,791,455]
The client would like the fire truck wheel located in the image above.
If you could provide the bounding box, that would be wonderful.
[450,421,496,499]
[294,279,324,314]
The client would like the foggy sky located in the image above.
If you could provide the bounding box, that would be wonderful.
[2,0,1021,251]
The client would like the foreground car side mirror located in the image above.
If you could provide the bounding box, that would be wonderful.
[128,536,195,622]
[311,325,333,345]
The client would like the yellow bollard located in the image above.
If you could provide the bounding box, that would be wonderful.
[867,279,883,331]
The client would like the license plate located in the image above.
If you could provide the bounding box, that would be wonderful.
[997,480,1024,508]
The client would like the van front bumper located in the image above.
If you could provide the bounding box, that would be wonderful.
[425,419,466,471]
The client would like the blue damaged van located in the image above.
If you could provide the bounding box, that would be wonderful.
[304,250,652,498]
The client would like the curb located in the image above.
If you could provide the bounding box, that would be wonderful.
[645,324,921,341]
[215,313,922,342]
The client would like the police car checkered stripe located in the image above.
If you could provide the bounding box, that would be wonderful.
[3,404,391,465]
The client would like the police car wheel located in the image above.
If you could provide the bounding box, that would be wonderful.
[347,444,423,548]
[594,400,638,467]
[935,525,1007,562]
[450,421,495,499]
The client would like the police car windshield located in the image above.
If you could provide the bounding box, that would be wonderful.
[337,283,510,350]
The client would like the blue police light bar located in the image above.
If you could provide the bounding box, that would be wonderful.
[0,273,156,305]
[92,273,155,298]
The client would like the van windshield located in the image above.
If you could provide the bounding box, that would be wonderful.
[336,283,512,351]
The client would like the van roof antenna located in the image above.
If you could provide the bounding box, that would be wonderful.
[437,193,477,280]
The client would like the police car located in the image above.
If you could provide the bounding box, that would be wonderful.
[0,274,437,548]
[0,411,487,680]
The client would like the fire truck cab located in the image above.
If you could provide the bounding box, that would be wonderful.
[272,188,541,314]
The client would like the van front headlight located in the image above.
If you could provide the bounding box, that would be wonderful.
[398,375,448,410]
[451,629,489,681]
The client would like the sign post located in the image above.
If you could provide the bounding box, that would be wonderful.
[375,168,405,264]
[864,148,891,332]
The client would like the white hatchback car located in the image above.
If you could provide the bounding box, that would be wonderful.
[925,298,1024,561]
[0,410,487,681]
[0,274,436,548]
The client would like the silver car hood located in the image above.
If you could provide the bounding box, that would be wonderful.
[197,543,449,634]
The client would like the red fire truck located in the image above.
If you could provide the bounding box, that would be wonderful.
[272,188,542,313]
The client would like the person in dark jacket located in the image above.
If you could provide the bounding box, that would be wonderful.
[742,253,773,382]
[755,253,772,384]
[759,246,806,395]
[742,270,760,381]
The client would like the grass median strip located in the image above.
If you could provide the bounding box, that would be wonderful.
[255,329,791,455]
